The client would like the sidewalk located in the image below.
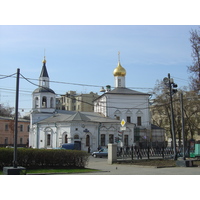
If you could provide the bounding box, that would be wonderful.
[76,156,200,175]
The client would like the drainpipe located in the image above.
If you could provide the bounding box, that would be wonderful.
[55,123,58,148]
[98,123,101,148]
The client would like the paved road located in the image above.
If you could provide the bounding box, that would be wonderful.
[76,156,200,175]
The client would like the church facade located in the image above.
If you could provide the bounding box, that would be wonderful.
[29,57,135,151]
[29,55,165,151]
[94,56,165,148]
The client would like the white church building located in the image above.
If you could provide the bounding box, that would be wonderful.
[29,56,165,151]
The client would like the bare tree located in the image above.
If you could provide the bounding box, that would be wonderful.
[151,80,200,145]
[0,104,14,117]
[188,28,200,91]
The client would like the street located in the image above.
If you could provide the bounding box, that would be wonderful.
[77,156,200,175]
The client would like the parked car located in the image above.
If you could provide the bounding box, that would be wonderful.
[92,148,108,158]
[61,143,81,150]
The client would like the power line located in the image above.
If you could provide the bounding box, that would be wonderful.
[0,73,153,91]
[0,73,16,80]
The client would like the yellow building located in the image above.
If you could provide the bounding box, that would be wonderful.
[56,91,99,112]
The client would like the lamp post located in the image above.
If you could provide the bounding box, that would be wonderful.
[163,73,178,160]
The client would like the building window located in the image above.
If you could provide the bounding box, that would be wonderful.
[115,116,120,120]
[65,135,68,143]
[5,124,9,131]
[20,138,23,144]
[137,116,142,126]
[42,80,46,86]
[35,97,39,108]
[47,134,51,146]
[4,137,8,145]
[42,96,47,108]
[127,116,131,123]
[74,134,79,139]
[20,125,23,132]
[101,134,105,146]
[86,135,90,146]
[118,79,121,87]
[27,125,30,132]
[124,135,128,146]
[109,134,114,143]
[50,97,54,108]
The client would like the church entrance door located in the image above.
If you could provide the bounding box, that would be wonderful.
[74,141,81,150]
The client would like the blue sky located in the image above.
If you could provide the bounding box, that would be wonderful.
[0,25,198,114]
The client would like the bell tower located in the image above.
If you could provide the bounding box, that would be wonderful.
[31,57,56,124]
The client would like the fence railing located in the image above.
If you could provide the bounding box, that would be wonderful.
[117,147,184,160]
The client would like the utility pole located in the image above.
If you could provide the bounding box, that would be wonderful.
[3,68,26,174]
[168,73,177,160]
[163,73,178,160]
[13,68,20,168]
[180,92,186,160]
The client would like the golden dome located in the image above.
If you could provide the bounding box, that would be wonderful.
[113,61,126,77]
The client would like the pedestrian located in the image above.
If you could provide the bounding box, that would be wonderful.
[97,145,101,151]
[88,146,91,153]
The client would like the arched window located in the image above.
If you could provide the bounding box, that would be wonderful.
[86,135,90,146]
[47,134,51,146]
[101,134,105,146]
[42,96,47,108]
[65,135,68,143]
[124,135,128,146]
[109,134,114,143]
[35,97,39,108]
[74,134,79,139]
[50,97,54,108]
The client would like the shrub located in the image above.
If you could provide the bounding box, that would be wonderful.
[0,148,89,170]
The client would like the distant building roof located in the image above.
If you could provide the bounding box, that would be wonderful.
[106,87,150,95]
[33,87,55,94]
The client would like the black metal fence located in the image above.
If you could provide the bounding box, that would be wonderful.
[0,144,27,148]
[117,146,186,160]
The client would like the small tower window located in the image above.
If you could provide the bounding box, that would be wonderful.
[118,79,121,87]
[35,97,39,108]
[50,97,54,108]
[42,96,47,108]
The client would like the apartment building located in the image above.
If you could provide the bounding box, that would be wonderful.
[0,116,30,147]
[56,91,99,112]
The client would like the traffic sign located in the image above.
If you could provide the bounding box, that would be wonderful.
[120,126,126,131]
[121,119,126,127]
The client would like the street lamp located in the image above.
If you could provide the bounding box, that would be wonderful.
[163,73,178,160]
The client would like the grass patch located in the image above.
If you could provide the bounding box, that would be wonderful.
[0,168,100,175]
[27,168,99,174]
[117,159,200,167]
[117,159,177,167]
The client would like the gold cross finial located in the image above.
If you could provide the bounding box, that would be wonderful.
[43,49,46,64]
[118,51,120,62]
